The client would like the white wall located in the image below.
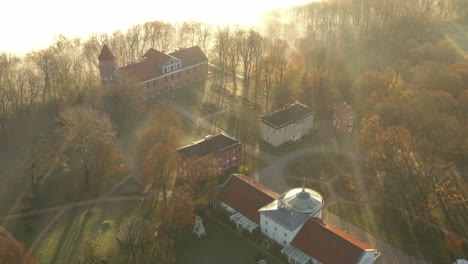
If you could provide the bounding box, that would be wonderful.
[260,214,303,247]
[357,250,375,264]
[260,114,314,147]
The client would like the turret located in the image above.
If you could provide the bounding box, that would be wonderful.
[98,44,117,85]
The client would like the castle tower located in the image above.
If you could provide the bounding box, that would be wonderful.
[98,44,117,85]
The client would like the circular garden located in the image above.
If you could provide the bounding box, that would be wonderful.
[285,152,379,202]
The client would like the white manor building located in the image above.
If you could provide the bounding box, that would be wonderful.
[216,174,377,264]
[260,102,315,147]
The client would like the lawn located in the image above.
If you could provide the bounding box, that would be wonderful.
[175,217,285,264]
[327,202,468,263]
[172,81,213,115]
[1,213,55,247]
[284,152,355,182]
[35,200,146,264]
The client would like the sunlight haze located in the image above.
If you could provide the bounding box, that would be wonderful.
[1,0,314,54]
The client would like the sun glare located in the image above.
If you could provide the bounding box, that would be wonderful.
[1,0,315,55]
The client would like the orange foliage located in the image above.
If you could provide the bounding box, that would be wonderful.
[0,236,37,264]
[445,233,463,254]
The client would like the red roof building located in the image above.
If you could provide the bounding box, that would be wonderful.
[177,134,240,175]
[334,102,356,133]
[98,45,208,99]
[291,218,374,264]
[216,174,378,263]
[217,174,278,224]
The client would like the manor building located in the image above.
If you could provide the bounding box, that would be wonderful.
[260,102,315,147]
[333,102,356,133]
[98,44,208,100]
[177,134,240,176]
[216,174,378,264]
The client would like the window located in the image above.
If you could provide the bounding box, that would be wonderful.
[283,240,286,245]
[265,221,268,225]
[172,65,175,71]
[284,233,287,237]
[274,227,277,231]
[264,228,268,233]
[171,74,174,80]
[165,76,168,82]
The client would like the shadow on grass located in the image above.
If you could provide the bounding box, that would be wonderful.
[327,202,465,263]
[36,201,141,264]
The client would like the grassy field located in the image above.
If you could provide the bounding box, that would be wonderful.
[328,202,468,263]
[35,201,145,264]
[175,217,284,264]
[1,213,55,247]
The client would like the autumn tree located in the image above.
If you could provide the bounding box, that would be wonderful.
[0,53,20,132]
[159,185,195,237]
[239,29,264,101]
[0,236,37,264]
[177,157,217,204]
[138,106,182,164]
[359,115,435,220]
[57,106,117,192]
[144,143,177,206]
[27,136,66,198]
[27,48,57,104]
[444,233,463,255]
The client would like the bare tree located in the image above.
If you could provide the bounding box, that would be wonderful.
[57,106,116,192]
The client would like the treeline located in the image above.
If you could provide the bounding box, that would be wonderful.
[270,0,468,229]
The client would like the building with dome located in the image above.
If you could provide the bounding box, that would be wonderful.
[259,186,324,247]
[216,174,377,264]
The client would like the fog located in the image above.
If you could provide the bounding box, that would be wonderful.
[1,0,317,54]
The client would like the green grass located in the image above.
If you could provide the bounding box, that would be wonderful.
[327,202,468,263]
[336,133,355,152]
[172,81,212,115]
[35,200,148,264]
[284,152,354,182]
[175,217,284,264]
[1,213,55,247]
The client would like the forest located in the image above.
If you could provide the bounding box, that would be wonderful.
[0,0,467,263]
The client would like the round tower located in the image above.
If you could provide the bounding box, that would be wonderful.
[98,44,117,85]
[277,187,324,218]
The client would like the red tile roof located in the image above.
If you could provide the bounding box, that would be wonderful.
[217,174,279,223]
[261,102,314,129]
[119,49,173,83]
[335,102,355,120]
[292,218,373,264]
[177,134,239,159]
[118,46,207,84]
[169,46,208,68]
[98,44,116,61]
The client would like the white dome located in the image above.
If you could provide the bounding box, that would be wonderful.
[277,188,323,214]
